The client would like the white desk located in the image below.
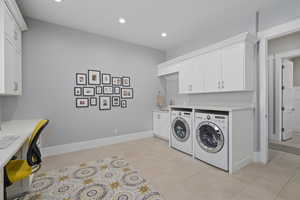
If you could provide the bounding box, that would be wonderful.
[0,120,41,200]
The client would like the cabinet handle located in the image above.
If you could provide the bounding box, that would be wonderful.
[13,81,18,91]
[222,81,224,89]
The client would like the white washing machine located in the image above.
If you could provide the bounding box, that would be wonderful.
[170,109,193,155]
[194,111,229,171]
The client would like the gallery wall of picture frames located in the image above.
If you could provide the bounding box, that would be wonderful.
[74,70,133,110]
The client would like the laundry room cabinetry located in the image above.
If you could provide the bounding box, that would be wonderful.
[158,33,257,94]
[153,111,169,141]
[179,55,205,93]
[0,0,27,96]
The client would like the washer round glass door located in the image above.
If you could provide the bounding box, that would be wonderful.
[196,122,224,153]
[171,117,190,142]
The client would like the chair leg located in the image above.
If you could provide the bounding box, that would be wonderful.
[4,185,7,200]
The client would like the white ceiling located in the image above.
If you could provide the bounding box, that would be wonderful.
[17,0,283,50]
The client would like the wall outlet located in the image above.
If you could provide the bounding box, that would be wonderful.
[114,129,118,135]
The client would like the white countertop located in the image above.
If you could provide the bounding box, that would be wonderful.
[170,105,254,112]
[0,119,42,168]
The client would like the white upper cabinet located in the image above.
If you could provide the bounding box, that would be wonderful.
[179,56,205,93]
[158,33,257,94]
[221,43,246,91]
[203,50,222,92]
[0,0,27,96]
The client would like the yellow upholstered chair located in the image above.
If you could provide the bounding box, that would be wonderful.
[4,120,49,199]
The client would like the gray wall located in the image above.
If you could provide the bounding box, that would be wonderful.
[2,19,165,147]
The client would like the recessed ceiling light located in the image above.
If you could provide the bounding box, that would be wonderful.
[54,0,62,2]
[161,32,167,37]
[118,18,126,24]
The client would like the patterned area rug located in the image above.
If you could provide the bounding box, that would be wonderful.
[21,156,164,200]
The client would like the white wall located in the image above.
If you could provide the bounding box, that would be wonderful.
[292,58,300,133]
[268,32,300,141]
[166,1,300,60]
[2,18,165,147]
[293,57,300,87]
[268,32,300,55]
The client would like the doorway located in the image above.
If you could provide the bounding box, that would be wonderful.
[268,47,300,154]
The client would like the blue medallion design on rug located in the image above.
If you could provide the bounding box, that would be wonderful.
[21,156,165,200]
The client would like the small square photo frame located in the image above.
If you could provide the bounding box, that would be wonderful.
[103,86,113,94]
[88,70,101,85]
[96,86,102,94]
[122,76,130,87]
[90,97,97,106]
[74,87,82,96]
[83,87,95,96]
[76,98,89,108]
[114,87,120,94]
[112,96,120,107]
[99,96,111,110]
[121,88,133,99]
[102,73,111,85]
[121,100,127,108]
[112,77,122,86]
[76,73,87,85]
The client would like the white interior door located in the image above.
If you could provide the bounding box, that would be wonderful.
[282,59,295,141]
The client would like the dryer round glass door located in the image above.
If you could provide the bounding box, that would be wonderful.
[171,117,190,142]
[196,122,224,153]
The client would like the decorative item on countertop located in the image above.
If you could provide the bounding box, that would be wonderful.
[156,91,165,109]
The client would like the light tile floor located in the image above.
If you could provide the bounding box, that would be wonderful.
[271,134,300,148]
[41,137,300,200]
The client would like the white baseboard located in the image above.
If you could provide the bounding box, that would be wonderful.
[253,152,261,162]
[232,156,253,173]
[42,130,153,157]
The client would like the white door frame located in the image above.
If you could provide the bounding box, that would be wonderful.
[275,49,300,142]
[258,18,300,164]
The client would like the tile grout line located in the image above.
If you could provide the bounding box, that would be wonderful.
[273,166,300,200]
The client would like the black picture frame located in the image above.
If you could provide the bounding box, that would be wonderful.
[113,87,120,94]
[88,70,101,85]
[96,86,102,94]
[76,98,89,108]
[76,73,87,85]
[90,97,97,106]
[99,96,111,110]
[83,87,95,96]
[102,73,112,85]
[122,76,130,87]
[121,100,127,108]
[112,96,120,107]
[121,88,133,99]
[112,77,122,86]
[103,86,113,94]
[74,87,82,96]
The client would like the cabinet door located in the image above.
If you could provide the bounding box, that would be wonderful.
[178,59,194,93]
[222,43,245,91]
[4,38,20,95]
[190,55,205,92]
[159,112,170,140]
[203,50,222,92]
[153,112,160,135]
[4,38,15,94]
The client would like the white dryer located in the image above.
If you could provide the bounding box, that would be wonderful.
[170,109,193,155]
[194,111,229,171]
